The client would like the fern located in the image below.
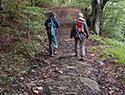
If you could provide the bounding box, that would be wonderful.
[104,38,125,64]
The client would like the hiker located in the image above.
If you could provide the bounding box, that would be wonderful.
[45,12,60,56]
[70,13,89,60]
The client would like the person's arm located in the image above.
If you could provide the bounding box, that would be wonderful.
[70,20,76,38]
[53,17,60,28]
[83,21,89,39]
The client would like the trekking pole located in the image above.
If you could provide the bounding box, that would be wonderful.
[77,31,82,41]
[76,22,82,41]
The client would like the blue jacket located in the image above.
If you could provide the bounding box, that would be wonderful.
[45,16,60,34]
[70,17,89,39]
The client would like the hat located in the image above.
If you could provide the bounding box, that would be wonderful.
[78,13,83,17]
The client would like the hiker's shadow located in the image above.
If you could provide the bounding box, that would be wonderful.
[58,54,77,60]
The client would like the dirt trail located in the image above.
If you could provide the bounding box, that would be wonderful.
[42,7,124,95]
[55,7,82,56]
[42,7,101,95]
[13,6,124,95]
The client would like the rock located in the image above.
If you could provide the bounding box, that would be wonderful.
[55,67,59,70]
[67,66,77,69]
[23,92,28,95]
[32,65,38,68]
[59,75,71,80]
[65,92,78,95]
[49,86,53,90]
[36,86,43,90]
[33,90,39,94]
[97,61,104,65]
[57,86,70,90]
[31,78,35,81]
[80,77,100,92]
[31,70,36,73]
[75,61,88,66]
[109,90,114,94]
[39,80,44,82]
[58,70,63,74]
[50,91,59,94]
[90,54,95,57]
[36,80,44,86]
[32,87,39,94]
[26,82,36,87]
[64,39,72,42]
[20,77,24,80]
[44,78,55,83]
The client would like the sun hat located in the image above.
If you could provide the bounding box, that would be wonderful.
[78,13,83,17]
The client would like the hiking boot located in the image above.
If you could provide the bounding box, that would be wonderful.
[54,48,58,54]
[79,58,85,61]
[79,56,86,61]
[74,54,77,57]
[50,53,54,57]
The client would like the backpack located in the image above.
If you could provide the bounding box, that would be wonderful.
[74,19,84,33]
[74,19,87,40]
[46,18,52,29]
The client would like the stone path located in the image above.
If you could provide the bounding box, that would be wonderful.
[15,7,124,95]
[41,7,101,95]
[44,56,101,95]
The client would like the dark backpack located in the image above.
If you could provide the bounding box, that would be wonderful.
[74,19,84,32]
[46,19,52,29]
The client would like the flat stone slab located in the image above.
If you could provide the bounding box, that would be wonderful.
[65,92,78,95]
[80,77,100,93]
[59,75,72,80]
[67,66,77,69]
[57,86,70,90]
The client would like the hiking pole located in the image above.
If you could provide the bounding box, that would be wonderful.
[77,31,82,41]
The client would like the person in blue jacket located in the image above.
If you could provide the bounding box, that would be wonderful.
[70,13,89,60]
[45,12,60,56]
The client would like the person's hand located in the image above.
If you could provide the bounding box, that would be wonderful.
[86,35,89,39]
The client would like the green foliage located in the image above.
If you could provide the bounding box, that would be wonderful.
[18,41,42,58]
[0,1,49,94]
[91,34,105,44]
[102,1,125,41]
[0,54,6,64]
[1,27,19,34]
[35,34,48,41]
[104,38,125,64]
[91,34,125,64]
[15,5,46,34]
[56,0,92,8]
[12,37,22,42]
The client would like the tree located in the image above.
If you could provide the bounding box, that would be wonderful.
[90,0,109,35]
[0,0,3,10]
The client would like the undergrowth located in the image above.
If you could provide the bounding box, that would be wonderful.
[0,2,51,94]
[90,34,125,82]
[91,34,125,64]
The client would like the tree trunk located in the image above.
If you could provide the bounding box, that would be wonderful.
[0,0,3,10]
[90,0,109,35]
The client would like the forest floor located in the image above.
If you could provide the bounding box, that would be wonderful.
[1,6,124,95]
